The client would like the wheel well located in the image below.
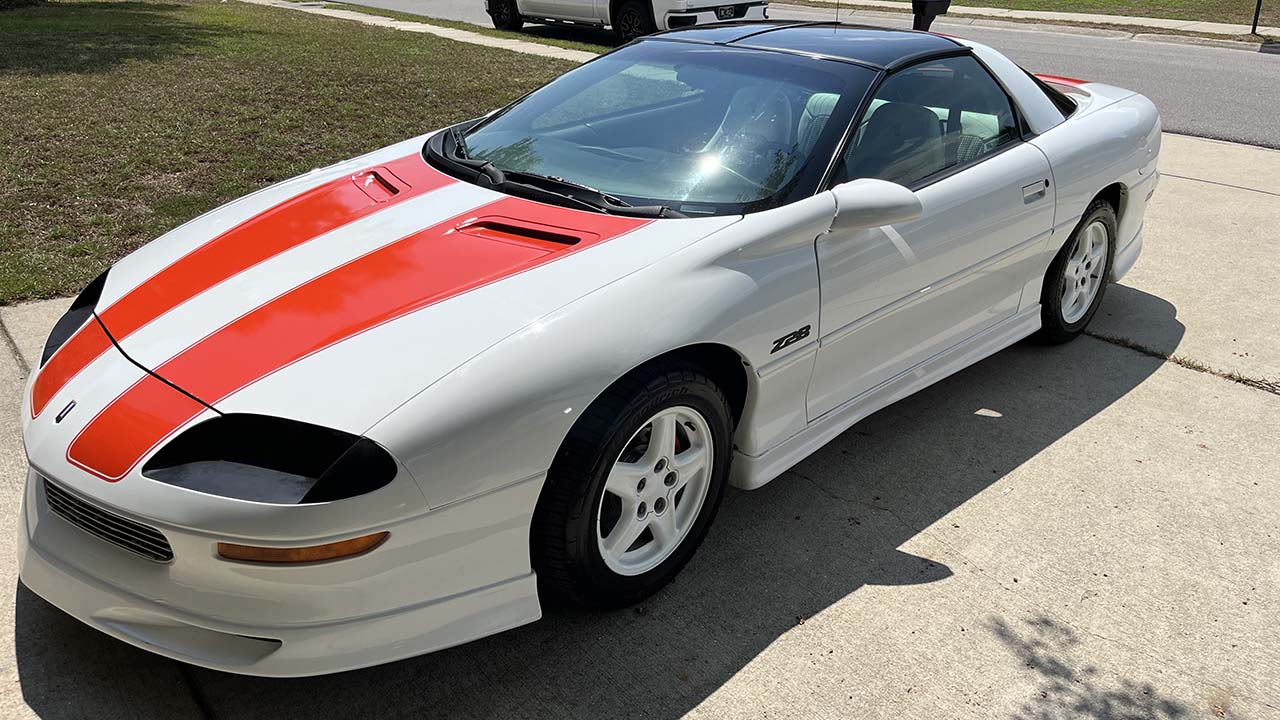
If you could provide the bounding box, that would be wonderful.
[1095,182,1127,224]
[641,344,750,427]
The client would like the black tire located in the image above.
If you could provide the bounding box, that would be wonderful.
[613,0,656,41]
[488,0,523,31]
[532,360,733,609]
[1035,198,1117,344]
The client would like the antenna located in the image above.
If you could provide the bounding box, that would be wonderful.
[835,0,840,21]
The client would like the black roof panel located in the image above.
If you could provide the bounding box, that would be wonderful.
[656,23,961,69]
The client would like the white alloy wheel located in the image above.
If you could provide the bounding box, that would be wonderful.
[1060,220,1109,324]
[596,406,714,576]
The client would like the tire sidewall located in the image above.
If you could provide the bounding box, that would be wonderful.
[1042,202,1117,338]
[566,378,732,606]
[615,1,655,41]
[489,0,521,29]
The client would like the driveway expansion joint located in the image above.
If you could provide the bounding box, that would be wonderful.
[0,315,30,379]
[1084,331,1280,396]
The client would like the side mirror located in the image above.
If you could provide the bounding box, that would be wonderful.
[830,178,923,231]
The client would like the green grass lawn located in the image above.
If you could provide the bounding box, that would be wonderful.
[0,0,574,304]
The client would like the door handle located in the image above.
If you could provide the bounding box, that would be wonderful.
[1023,179,1050,202]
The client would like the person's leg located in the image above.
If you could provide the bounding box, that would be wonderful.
[911,0,928,30]
[923,0,951,30]
[919,8,938,30]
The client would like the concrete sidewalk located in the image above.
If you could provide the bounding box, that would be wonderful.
[2,133,1279,719]
[242,0,598,62]
[802,0,1279,38]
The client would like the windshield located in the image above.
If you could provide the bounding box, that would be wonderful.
[461,41,876,216]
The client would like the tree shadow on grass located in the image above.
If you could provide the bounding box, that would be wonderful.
[0,2,234,75]
[989,615,1190,720]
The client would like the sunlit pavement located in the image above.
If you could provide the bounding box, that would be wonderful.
[2,134,1277,719]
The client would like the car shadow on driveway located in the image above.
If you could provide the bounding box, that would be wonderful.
[14,286,1183,720]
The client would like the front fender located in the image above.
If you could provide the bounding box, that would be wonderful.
[369,191,837,507]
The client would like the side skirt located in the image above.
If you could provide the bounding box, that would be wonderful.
[729,304,1042,490]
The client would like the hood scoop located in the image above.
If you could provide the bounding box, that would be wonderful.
[455,215,590,248]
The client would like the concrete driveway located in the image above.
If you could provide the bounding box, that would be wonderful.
[2,134,1277,719]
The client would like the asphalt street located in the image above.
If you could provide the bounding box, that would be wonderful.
[3,132,1279,719]
[344,0,1280,149]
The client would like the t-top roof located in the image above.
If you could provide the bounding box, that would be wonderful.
[651,22,963,70]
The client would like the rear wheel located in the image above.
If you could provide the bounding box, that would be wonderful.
[488,0,524,30]
[614,0,656,41]
[532,361,732,609]
[1036,199,1116,344]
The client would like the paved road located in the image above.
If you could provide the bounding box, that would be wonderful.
[343,0,1280,149]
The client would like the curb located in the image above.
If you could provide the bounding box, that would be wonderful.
[798,0,1278,38]
[1133,32,1277,53]
[824,7,1133,38]
[788,5,1276,52]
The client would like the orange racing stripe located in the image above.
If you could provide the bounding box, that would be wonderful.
[67,197,652,481]
[32,154,452,419]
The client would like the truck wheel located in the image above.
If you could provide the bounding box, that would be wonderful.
[614,0,656,41]
[489,0,524,31]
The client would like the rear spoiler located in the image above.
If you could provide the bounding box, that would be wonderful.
[1034,73,1088,88]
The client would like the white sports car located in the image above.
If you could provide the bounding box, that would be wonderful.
[18,23,1160,677]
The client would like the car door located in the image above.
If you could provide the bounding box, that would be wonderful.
[806,54,1056,419]
[522,0,598,21]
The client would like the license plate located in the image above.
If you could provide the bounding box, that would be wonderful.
[715,5,736,19]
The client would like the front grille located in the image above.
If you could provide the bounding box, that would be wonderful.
[43,477,174,562]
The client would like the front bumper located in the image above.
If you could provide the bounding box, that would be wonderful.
[665,2,767,29]
[17,468,543,677]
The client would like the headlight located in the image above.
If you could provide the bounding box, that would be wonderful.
[141,414,397,504]
[42,269,107,367]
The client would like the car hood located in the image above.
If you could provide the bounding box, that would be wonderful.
[32,135,739,483]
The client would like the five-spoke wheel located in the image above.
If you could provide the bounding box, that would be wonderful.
[532,361,732,608]
[597,407,713,576]
[1037,197,1116,343]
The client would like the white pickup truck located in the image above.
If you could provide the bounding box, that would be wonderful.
[485,0,769,40]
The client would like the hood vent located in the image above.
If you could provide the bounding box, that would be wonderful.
[456,216,590,248]
[351,168,405,203]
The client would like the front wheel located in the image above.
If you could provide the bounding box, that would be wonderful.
[614,0,657,41]
[532,361,733,609]
[1035,199,1116,344]
[488,0,523,31]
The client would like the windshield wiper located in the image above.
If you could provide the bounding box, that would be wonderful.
[503,170,687,219]
[447,127,505,185]
[437,127,685,219]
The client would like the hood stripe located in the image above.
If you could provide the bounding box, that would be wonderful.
[32,154,453,419]
[67,197,651,481]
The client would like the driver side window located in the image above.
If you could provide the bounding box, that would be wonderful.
[838,55,1020,188]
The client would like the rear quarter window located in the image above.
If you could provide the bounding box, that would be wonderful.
[1025,71,1077,118]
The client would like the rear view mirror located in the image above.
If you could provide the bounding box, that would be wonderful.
[830,178,923,231]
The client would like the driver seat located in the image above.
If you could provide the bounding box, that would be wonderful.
[702,85,794,152]
[845,102,945,186]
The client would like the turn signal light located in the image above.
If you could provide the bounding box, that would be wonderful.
[217,532,389,564]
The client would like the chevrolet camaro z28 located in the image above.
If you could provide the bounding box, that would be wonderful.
[18,23,1160,676]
